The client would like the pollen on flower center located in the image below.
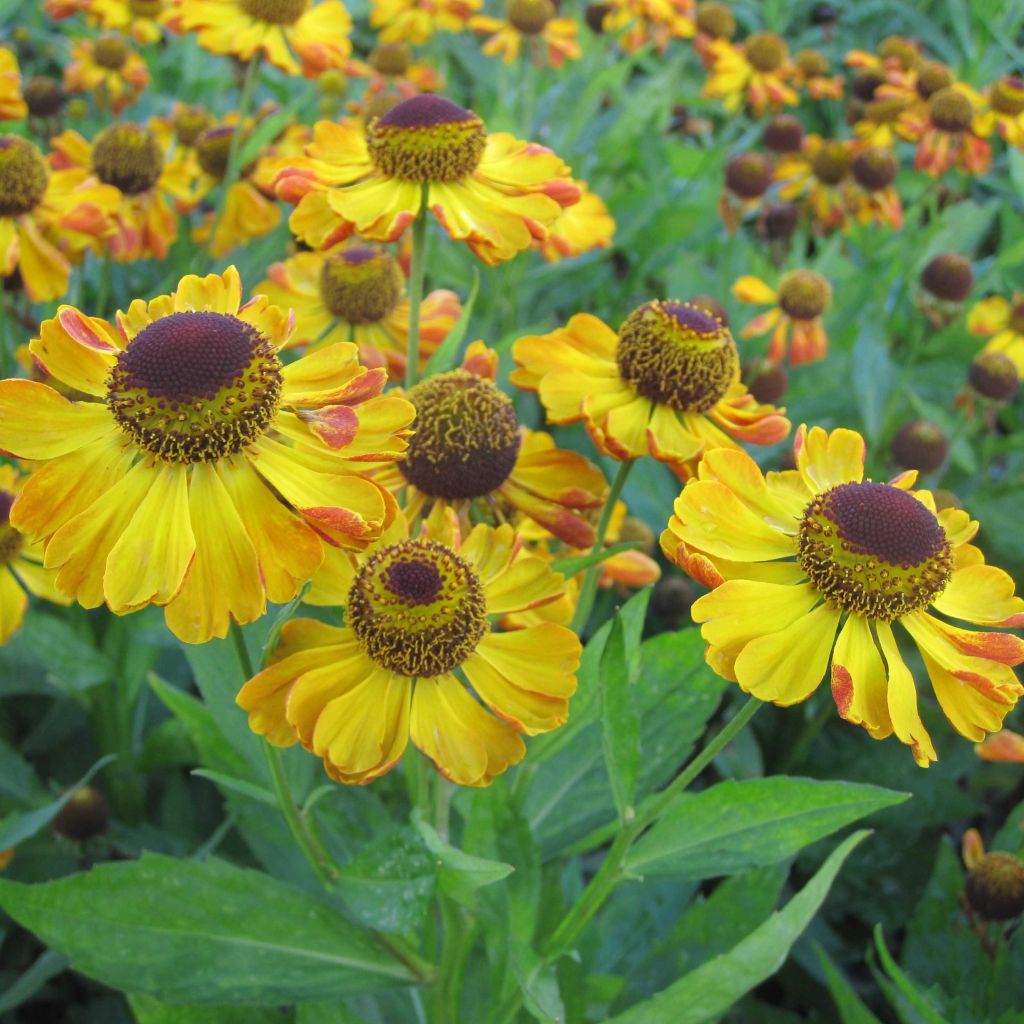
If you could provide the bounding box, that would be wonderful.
[797,481,953,620]
[318,247,404,323]
[811,141,851,184]
[507,0,555,35]
[778,270,831,320]
[348,539,488,677]
[92,123,164,195]
[616,300,738,413]
[240,0,308,24]
[130,0,164,14]
[93,34,130,70]
[173,105,213,147]
[195,125,248,181]
[929,87,973,132]
[991,76,1024,116]
[107,311,283,464]
[367,95,487,183]
[400,370,521,499]
[0,491,23,565]
[369,43,410,77]
[0,136,49,217]
[745,32,787,73]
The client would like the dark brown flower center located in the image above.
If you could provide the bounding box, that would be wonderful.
[369,43,411,77]
[318,247,404,324]
[107,311,283,463]
[916,60,952,99]
[348,539,488,677]
[921,253,973,302]
[725,151,771,198]
[93,34,130,70]
[24,76,63,117]
[0,136,49,217]
[240,0,307,24]
[992,75,1024,116]
[696,1,734,38]
[92,123,164,194]
[400,370,521,499]
[929,87,973,132]
[745,32,787,73]
[811,140,851,185]
[508,0,554,35]
[797,481,952,620]
[852,147,897,191]
[173,105,214,147]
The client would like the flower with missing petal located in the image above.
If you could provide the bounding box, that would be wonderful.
[174,0,353,77]
[274,94,580,265]
[733,270,832,365]
[255,243,460,379]
[661,425,1024,766]
[237,507,581,787]
[512,300,789,478]
[0,267,414,644]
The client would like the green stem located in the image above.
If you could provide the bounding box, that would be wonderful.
[569,459,635,635]
[204,53,262,265]
[404,187,430,391]
[491,696,761,1024]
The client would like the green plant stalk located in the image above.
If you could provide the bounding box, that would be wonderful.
[569,459,635,635]
[404,186,431,390]
[204,53,262,266]
[491,696,762,1024]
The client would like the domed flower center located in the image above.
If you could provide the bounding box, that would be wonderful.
[745,32,787,73]
[195,126,235,180]
[508,0,554,35]
[92,123,164,195]
[864,96,907,125]
[130,0,164,14]
[992,76,1024,116]
[616,300,738,413]
[929,87,973,132]
[240,0,308,24]
[879,35,919,71]
[811,140,851,185]
[797,481,953,620]
[348,539,488,677]
[0,490,23,565]
[1010,300,1024,335]
[400,370,521,499]
[725,152,771,198]
[779,270,831,320]
[762,114,804,154]
[0,136,49,217]
[93,34,130,70]
[916,60,952,99]
[367,95,487,183]
[173,105,213,147]
[921,253,972,302]
[106,311,283,464]
[795,49,828,77]
[318,247,404,323]
[852,147,897,191]
[369,43,410,77]
[24,76,63,118]
[696,2,735,38]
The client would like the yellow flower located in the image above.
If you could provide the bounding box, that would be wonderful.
[512,301,790,478]
[63,34,150,115]
[470,0,581,67]
[370,0,481,44]
[346,44,446,100]
[237,507,581,787]
[733,270,831,365]
[967,293,1024,375]
[896,84,992,177]
[0,267,414,644]
[601,0,694,54]
[702,33,798,116]
[0,466,72,645]
[0,134,119,301]
[0,48,26,122]
[540,182,615,261]
[987,74,1024,149]
[255,243,461,379]
[176,0,353,77]
[86,0,174,44]
[661,426,1024,766]
[773,135,852,232]
[274,94,581,265]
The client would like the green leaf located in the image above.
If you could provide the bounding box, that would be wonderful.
[852,323,893,443]
[815,944,884,1024]
[412,810,513,906]
[3,613,113,693]
[0,754,115,850]
[0,853,415,1004]
[0,736,47,805]
[423,269,480,377]
[236,91,312,170]
[549,542,643,579]
[626,777,907,878]
[129,994,290,1024]
[606,831,871,1024]
[190,769,276,806]
[872,927,950,1024]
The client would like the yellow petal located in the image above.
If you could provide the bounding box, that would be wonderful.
[876,620,936,766]
[830,614,893,739]
[0,381,117,460]
[794,424,865,493]
[732,275,779,305]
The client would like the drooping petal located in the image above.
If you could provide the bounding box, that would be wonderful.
[876,620,937,766]
[830,614,893,739]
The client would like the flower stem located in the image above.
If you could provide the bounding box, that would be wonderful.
[490,696,761,1024]
[204,53,262,265]
[569,458,635,635]
[404,185,431,391]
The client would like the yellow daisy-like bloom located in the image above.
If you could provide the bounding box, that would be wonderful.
[255,243,461,379]
[702,34,798,116]
[774,135,852,233]
[0,267,414,644]
[368,341,608,548]
[733,270,831,366]
[852,95,911,148]
[49,123,192,262]
[540,182,615,262]
[63,33,150,115]
[346,44,446,102]
[897,84,992,177]
[370,0,481,45]
[601,0,695,55]
[0,48,27,122]
[0,466,72,645]
[792,48,843,101]
[511,301,790,479]
[87,0,174,44]
[237,507,582,787]
[986,75,1024,149]
[274,94,581,266]
[470,0,581,67]
[661,425,1024,766]
[967,293,1024,375]
[175,0,353,78]
[0,134,119,302]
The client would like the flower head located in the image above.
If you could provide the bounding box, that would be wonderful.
[987,74,1024,148]
[86,0,174,44]
[512,301,789,478]
[63,33,149,114]
[470,0,581,66]
[0,267,414,643]
[237,508,581,786]
[703,33,798,115]
[898,84,992,176]
[601,0,695,54]
[540,181,615,261]
[275,95,580,265]
[968,293,1024,375]
[733,270,832,364]
[661,426,1024,766]
[370,0,481,44]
